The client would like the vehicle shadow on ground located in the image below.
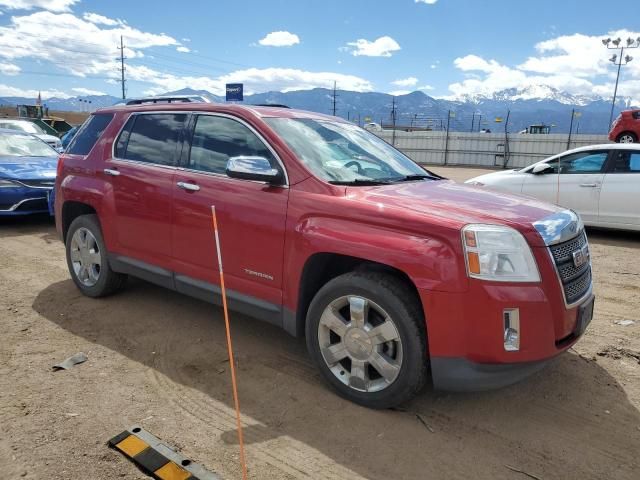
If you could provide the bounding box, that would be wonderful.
[33,278,640,480]
[0,214,55,240]
[587,226,640,249]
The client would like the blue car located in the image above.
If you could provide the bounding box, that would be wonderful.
[0,128,58,216]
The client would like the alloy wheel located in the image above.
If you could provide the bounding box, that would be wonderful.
[69,227,102,287]
[318,295,403,393]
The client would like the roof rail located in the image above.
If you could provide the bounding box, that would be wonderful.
[125,95,211,106]
[253,103,290,108]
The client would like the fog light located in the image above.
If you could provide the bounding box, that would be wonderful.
[503,308,520,351]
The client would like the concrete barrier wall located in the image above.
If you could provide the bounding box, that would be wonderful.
[376,130,609,168]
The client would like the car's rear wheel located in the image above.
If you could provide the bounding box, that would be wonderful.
[65,214,127,297]
[617,132,637,143]
[306,271,427,409]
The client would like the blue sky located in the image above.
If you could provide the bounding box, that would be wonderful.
[0,0,639,102]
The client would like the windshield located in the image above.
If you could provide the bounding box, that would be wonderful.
[265,117,433,183]
[0,133,58,157]
[0,121,44,135]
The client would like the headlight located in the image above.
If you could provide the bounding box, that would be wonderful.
[0,179,19,188]
[462,224,540,282]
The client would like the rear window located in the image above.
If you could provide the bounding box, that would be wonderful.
[114,113,187,166]
[67,113,114,155]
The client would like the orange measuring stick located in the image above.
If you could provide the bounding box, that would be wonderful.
[211,206,248,480]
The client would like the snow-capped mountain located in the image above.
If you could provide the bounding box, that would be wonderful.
[0,85,635,134]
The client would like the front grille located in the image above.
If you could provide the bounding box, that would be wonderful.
[549,231,592,305]
[16,180,55,189]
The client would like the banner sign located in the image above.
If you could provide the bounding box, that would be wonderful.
[226,83,243,102]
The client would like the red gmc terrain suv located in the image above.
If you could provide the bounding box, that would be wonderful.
[55,97,594,408]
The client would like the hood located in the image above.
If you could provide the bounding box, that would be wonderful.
[0,156,58,180]
[465,169,519,183]
[348,179,563,246]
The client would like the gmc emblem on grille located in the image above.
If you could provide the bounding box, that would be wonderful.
[572,244,590,268]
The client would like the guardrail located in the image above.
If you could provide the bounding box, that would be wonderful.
[376,131,609,168]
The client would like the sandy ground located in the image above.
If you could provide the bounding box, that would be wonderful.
[1,166,639,480]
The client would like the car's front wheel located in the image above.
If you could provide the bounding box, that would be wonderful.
[306,271,428,408]
[65,214,127,297]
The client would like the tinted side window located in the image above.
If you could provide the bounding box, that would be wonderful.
[611,151,640,173]
[556,151,608,174]
[188,115,275,174]
[67,113,114,155]
[120,114,187,166]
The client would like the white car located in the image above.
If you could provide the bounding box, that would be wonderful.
[0,119,63,152]
[465,144,640,231]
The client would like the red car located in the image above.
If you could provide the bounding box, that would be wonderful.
[55,98,594,408]
[608,109,640,143]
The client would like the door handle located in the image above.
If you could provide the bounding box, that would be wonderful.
[579,183,597,187]
[177,181,200,192]
[104,168,120,176]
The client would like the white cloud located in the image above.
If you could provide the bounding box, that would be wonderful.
[388,90,411,96]
[257,31,300,47]
[0,83,71,98]
[136,66,374,96]
[71,87,106,96]
[0,61,20,75]
[446,29,640,104]
[0,10,374,99]
[176,46,190,53]
[415,0,438,4]
[83,12,123,27]
[0,0,78,12]
[418,84,435,91]
[345,36,400,57]
[0,10,178,80]
[391,76,418,87]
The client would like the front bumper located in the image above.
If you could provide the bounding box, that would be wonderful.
[0,187,52,216]
[420,282,594,392]
[430,356,550,392]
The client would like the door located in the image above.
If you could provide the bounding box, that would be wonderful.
[171,114,289,319]
[522,150,609,222]
[598,149,640,228]
[104,112,187,271]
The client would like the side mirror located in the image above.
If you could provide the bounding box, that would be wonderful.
[226,156,283,184]
[532,163,552,174]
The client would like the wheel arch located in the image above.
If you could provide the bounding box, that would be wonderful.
[616,131,638,142]
[61,201,97,241]
[289,252,424,338]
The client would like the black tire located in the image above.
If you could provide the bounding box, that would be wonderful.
[616,132,637,143]
[306,271,428,409]
[65,214,127,297]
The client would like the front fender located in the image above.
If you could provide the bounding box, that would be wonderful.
[283,215,468,313]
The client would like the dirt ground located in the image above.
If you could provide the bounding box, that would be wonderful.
[1,166,639,480]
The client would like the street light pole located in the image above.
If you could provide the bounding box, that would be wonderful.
[603,36,639,128]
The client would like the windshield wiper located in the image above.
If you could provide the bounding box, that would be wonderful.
[389,173,445,182]
[329,179,393,186]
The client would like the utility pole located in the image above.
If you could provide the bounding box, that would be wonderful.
[118,35,127,100]
[443,110,452,165]
[391,96,397,146]
[603,36,639,128]
[331,81,337,116]
[567,109,575,150]
[477,114,482,132]
[470,112,475,132]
